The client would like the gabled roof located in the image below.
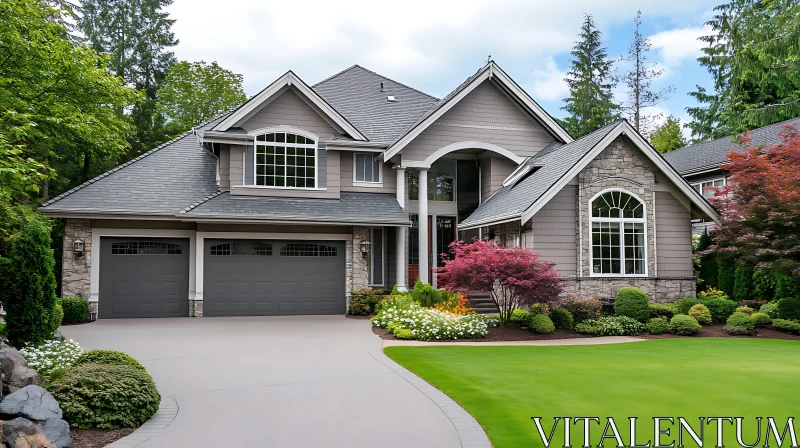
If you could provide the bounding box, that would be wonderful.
[212,71,368,141]
[664,117,800,175]
[460,120,721,229]
[384,61,573,160]
[312,65,439,145]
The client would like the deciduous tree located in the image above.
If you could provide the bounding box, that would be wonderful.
[649,116,688,154]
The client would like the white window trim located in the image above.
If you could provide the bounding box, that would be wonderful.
[368,227,386,287]
[690,177,726,197]
[353,152,383,187]
[588,188,649,278]
[249,127,319,190]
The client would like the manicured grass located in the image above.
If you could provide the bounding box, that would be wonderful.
[385,339,800,448]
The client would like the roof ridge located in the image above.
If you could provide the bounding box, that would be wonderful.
[312,64,439,101]
[179,190,224,214]
[41,132,195,208]
[670,116,800,155]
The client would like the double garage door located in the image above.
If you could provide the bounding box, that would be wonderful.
[99,237,346,318]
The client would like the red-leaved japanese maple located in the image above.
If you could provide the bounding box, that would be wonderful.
[710,125,800,275]
[436,239,564,325]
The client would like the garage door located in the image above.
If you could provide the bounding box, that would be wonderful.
[99,238,190,318]
[203,239,345,316]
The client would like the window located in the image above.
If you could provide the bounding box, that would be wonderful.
[354,153,381,184]
[111,242,182,255]
[408,160,456,202]
[254,132,316,188]
[369,228,384,285]
[210,241,272,256]
[691,178,725,198]
[590,190,647,276]
[408,215,419,264]
[280,243,337,257]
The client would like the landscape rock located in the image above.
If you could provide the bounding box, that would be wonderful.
[0,386,62,422]
[2,417,38,448]
[0,344,43,396]
[37,419,69,448]
[14,431,55,448]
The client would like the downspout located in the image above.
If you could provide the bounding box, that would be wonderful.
[477,160,482,240]
[578,188,583,277]
[652,192,658,278]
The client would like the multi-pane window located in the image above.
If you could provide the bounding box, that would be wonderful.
[280,243,337,257]
[355,153,381,183]
[255,132,316,188]
[111,242,182,255]
[408,160,456,202]
[590,190,646,276]
[209,241,272,256]
[691,178,725,198]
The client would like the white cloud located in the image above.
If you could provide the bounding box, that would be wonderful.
[649,25,713,68]
[529,58,568,102]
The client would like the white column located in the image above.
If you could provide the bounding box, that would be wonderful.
[418,168,429,284]
[395,167,407,291]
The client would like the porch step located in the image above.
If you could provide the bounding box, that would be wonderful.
[466,293,497,315]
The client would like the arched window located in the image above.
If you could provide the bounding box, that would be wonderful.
[254,131,317,188]
[590,189,647,276]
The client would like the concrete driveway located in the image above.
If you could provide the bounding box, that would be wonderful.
[62,316,464,448]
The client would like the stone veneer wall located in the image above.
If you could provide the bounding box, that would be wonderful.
[349,227,370,308]
[62,219,91,299]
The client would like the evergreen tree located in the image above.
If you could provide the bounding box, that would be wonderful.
[620,11,674,137]
[649,116,688,154]
[718,261,737,298]
[77,0,178,158]
[687,0,800,141]
[560,14,620,138]
[733,266,754,302]
[695,231,718,290]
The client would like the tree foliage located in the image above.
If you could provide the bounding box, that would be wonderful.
[649,116,688,154]
[710,126,800,276]
[687,0,800,141]
[620,11,674,137]
[437,239,564,326]
[157,61,246,136]
[560,14,620,138]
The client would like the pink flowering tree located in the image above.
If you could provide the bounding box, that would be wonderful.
[437,239,565,326]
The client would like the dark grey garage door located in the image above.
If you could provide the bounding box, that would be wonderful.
[204,239,345,316]
[99,238,190,318]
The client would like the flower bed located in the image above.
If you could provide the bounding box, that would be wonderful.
[19,339,85,384]
[372,298,497,340]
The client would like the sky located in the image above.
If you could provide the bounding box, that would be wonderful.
[165,0,721,137]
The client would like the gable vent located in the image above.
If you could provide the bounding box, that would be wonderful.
[387,95,396,102]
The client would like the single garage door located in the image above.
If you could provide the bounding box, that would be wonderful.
[99,237,190,318]
[204,239,346,316]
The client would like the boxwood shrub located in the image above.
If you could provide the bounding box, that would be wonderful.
[510,309,532,325]
[699,298,737,323]
[675,298,700,315]
[614,288,651,322]
[669,315,701,336]
[726,312,755,330]
[50,364,161,429]
[778,297,800,321]
[688,304,712,325]
[59,298,89,324]
[529,314,555,334]
[550,308,574,330]
[575,316,645,336]
[649,303,676,319]
[751,312,772,326]
[646,317,670,335]
[772,319,800,335]
[75,350,146,370]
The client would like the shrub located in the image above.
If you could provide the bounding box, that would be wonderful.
[19,339,84,386]
[735,306,754,315]
[48,303,64,334]
[411,280,443,308]
[698,287,729,302]
[559,296,602,323]
[751,312,772,326]
[613,288,651,322]
[688,304,712,325]
[777,297,800,321]
[752,270,777,302]
[50,364,161,429]
[75,350,145,370]
[347,288,384,315]
[529,314,555,334]
[700,298,738,323]
[772,319,800,335]
[433,293,475,315]
[530,303,551,316]
[649,303,676,319]
[510,309,532,325]
[759,302,779,318]
[733,266,754,302]
[646,317,670,335]
[724,325,753,336]
[675,297,700,315]
[726,312,755,330]
[394,328,415,340]
[669,315,702,336]
[717,262,736,298]
[371,297,497,340]
[5,220,59,346]
[59,298,89,324]
[739,300,767,310]
[550,308,574,330]
[574,316,645,336]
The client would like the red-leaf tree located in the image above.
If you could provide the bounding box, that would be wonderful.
[436,239,564,326]
[711,125,800,275]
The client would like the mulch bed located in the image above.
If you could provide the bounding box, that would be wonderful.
[639,323,800,341]
[70,427,135,448]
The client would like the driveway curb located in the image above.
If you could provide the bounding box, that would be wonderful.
[371,350,492,448]
[106,396,179,447]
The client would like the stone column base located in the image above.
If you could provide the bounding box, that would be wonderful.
[565,277,696,302]
[189,300,203,317]
[88,302,99,321]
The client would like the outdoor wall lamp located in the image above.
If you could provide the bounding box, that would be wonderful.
[73,238,85,257]
[359,240,371,256]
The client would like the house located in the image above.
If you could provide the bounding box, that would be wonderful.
[40,61,719,319]
[664,117,800,234]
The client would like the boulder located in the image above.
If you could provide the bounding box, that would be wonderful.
[38,419,69,448]
[3,417,38,447]
[0,387,62,422]
[0,344,43,396]
[14,431,55,448]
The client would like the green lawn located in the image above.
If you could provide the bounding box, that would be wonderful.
[385,339,800,448]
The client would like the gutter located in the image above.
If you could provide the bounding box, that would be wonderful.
[457,213,521,230]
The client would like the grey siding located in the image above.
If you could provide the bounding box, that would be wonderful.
[230,145,244,186]
[480,157,492,201]
[655,191,693,277]
[340,151,397,194]
[244,145,254,185]
[402,82,556,162]
[219,145,230,190]
[488,156,516,197]
[238,88,339,138]
[528,185,578,277]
